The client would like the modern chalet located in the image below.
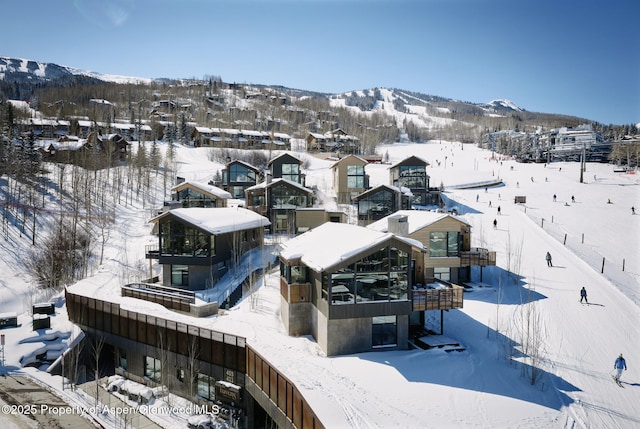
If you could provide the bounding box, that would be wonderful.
[147,207,270,290]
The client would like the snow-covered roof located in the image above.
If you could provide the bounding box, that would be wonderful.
[245,178,313,194]
[367,210,470,234]
[171,180,232,199]
[151,207,270,234]
[279,222,423,272]
[389,155,430,168]
[330,154,369,168]
[354,183,413,199]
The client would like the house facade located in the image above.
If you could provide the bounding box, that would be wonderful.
[294,208,348,233]
[389,155,441,207]
[170,180,232,208]
[220,160,261,199]
[352,184,412,226]
[278,222,420,356]
[331,155,369,204]
[367,210,496,284]
[148,207,270,290]
[267,153,305,185]
[245,179,314,234]
[306,129,360,154]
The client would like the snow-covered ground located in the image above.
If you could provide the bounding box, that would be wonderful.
[1,139,639,428]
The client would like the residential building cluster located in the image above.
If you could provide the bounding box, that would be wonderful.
[482,124,611,162]
[61,142,496,427]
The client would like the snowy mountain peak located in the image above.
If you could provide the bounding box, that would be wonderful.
[0,56,151,85]
[483,99,524,112]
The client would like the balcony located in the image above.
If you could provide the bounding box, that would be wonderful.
[460,247,496,267]
[145,243,159,259]
[412,280,464,311]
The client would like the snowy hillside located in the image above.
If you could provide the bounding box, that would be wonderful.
[0,140,638,428]
[0,56,151,84]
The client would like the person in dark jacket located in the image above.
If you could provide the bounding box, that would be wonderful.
[580,287,588,303]
[545,251,552,267]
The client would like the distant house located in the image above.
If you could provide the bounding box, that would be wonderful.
[389,155,440,207]
[37,131,130,168]
[367,210,496,285]
[306,128,360,154]
[148,207,270,290]
[170,180,232,208]
[102,133,131,162]
[192,126,213,147]
[352,184,412,226]
[279,222,423,356]
[331,155,369,204]
[220,159,262,199]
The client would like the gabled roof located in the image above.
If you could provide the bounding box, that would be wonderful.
[352,184,413,201]
[367,210,470,234]
[150,207,270,234]
[171,180,232,199]
[330,154,368,169]
[225,159,260,172]
[245,178,313,194]
[267,152,301,167]
[389,155,430,169]
[279,222,423,272]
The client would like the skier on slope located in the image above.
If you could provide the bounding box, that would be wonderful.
[614,354,627,383]
[545,251,553,267]
[579,287,588,304]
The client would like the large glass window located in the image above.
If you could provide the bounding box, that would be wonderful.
[398,165,426,189]
[197,373,215,400]
[347,165,365,189]
[331,265,355,304]
[229,163,256,183]
[177,188,218,208]
[434,267,450,281]
[171,265,188,286]
[281,163,300,183]
[271,184,307,208]
[372,316,397,348]
[291,265,307,284]
[330,246,409,305]
[429,231,460,257]
[144,356,162,382]
[160,219,211,257]
[357,189,394,219]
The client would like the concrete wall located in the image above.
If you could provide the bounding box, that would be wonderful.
[281,297,314,336]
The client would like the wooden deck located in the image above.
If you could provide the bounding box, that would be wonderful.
[412,281,464,311]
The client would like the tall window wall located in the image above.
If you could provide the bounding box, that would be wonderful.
[160,219,213,257]
[347,165,365,189]
[281,163,300,183]
[177,188,219,208]
[229,163,257,183]
[429,231,460,257]
[398,165,427,189]
[270,185,308,209]
[326,245,409,305]
[357,189,395,219]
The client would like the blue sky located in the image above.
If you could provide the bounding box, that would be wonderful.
[4,0,639,125]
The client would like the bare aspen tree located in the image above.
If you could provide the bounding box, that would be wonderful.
[187,335,200,399]
[91,335,105,408]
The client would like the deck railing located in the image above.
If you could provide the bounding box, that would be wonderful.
[460,247,496,267]
[412,280,464,311]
